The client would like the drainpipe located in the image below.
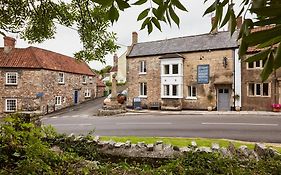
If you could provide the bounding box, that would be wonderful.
[233,49,236,109]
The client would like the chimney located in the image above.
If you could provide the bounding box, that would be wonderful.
[236,16,243,29]
[4,36,16,53]
[132,32,138,45]
[113,53,118,67]
[211,17,218,34]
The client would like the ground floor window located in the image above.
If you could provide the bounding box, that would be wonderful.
[187,86,197,99]
[162,84,181,98]
[164,85,170,96]
[5,99,17,112]
[85,89,91,98]
[248,83,270,97]
[172,85,178,96]
[55,96,62,105]
[139,82,147,97]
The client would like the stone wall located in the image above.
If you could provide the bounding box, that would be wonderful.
[241,56,281,111]
[0,68,96,114]
[127,49,235,110]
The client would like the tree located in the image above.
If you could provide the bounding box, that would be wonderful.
[1,0,280,80]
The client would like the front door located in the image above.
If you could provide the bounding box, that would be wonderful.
[217,87,230,111]
[74,90,79,105]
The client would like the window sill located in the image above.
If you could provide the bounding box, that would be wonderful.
[139,72,147,75]
[82,82,87,84]
[186,97,197,100]
[5,110,16,113]
[247,95,270,97]
[138,96,147,98]
[58,82,65,85]
[85,96,91,98]
[5,83,18,86]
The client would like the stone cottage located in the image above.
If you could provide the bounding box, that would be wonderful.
[127,30,242,111]
[0,36,96,114]
[241,25,281,111]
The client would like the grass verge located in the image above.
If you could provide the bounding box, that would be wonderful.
[101,136,281,152]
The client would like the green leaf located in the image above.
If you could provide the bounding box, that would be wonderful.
[152,0,162,5]
[203,1,217,16]
[166,10,172,26]
[132,0,148,5]
[147,21,153,34]
[261,51,274,82]
[116,0,130,11]
[155,5,166,20]
[254,16,281,26]
[250,6,281,17]
[220,6,230,28]
[238,39,248,57]
[245,48,271,63]
[140,17,150,30]
[257,36,281,48]
[108,5,119,23]
[169,6,179,27]
[152,17,161,31]
[94,0,114,7]
[171,0,188,12]
[137,8,149,21]
[274,43,281,69]
[229,9,237,35]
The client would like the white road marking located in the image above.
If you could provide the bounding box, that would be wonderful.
[50,124,92,126]
[116,122,172,125]
[202,122,279,126]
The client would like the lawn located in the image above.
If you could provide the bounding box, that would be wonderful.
[101,136,281,152]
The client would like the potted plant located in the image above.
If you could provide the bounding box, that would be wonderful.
[207,93,213,111]
[272,104,281,112]
[234,94,241,111]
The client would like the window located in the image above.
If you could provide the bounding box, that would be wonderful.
[85,89,91,98]
[248,83,269,97]
[187,86,197,99]
[55,96,62,105]
[58,73,64,84]
[164,65,169,74]
[247,60,265,69]
[5,99,17,112]
[139,82,147,96]
[89,76,93,84]
[172,85,178,96]
[172,64,179,74]
[6,72,18,85]
[139,61,147,74]
[164,85,170,96]
[82,75,87,84]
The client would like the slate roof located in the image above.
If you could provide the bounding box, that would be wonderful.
[128,31,238,58]
[0,46,94,76]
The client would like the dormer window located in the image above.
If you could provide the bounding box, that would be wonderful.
[58,73,64,84]
[6,72,18,85]
[82,75,87,84]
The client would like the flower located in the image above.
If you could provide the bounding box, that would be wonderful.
[272,104,281,109]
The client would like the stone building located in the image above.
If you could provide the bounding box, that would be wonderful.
[241,26,281,111]
[0,36,96,114]
[127,31,241,111]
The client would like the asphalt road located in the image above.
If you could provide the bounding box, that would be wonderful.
[42,103,281,143]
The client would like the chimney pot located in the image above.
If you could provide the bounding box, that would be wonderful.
[211,17,218,34]
[3,36,16,53]
[132,32,138,45]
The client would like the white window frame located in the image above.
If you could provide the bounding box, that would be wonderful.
[85,89,91,98]
[58,73,65,84]
[139,61,147,74]
[247,60,265,69]
[55,96,62,105]
[247,83,270,97]
[82,75,87,84]
[139,82,147,97]
[5,72,18,85]
[89,76,93,84]
[187,86,197,100]
[5,99,17,112]
[172,64,179,75]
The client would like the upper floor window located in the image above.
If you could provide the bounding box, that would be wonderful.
[55,96,62,105]
[5,99,17,112]
[89,76,93,84]
[247,60,266,69]
[82,75,87,84]
[85,89,91,98]
[187,86,197,99]
[162,64,180,75]
[6,72,18,85]
[139,61,147,74]
[248,83,269,97]
[58,73,64,84]
[139,82,147,97]
[172,64,179,74]
[164,65,169,74]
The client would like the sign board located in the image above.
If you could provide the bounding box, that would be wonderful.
[36,92,44,98]
[197,64,210,84]
[133,97,142,109]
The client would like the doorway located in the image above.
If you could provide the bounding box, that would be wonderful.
[74,90,79,105]
[217,86,231,111]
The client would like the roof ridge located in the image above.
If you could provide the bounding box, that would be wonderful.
[135,31,231,45]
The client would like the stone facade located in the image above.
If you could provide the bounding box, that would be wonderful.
[127,49,239,110]
[0,68,96,114]
[241,56,281,111]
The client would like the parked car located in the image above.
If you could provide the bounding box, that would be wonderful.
[103,90,127,105]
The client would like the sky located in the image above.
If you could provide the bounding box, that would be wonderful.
[0,1,242,70]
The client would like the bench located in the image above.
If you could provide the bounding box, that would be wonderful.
[149,102,161,110]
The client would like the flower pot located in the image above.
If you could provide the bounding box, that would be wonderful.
[273,108,280,112]
[235,106,241,111]
[207,106,212,111]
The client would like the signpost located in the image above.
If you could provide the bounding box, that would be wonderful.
[197,64,210,84]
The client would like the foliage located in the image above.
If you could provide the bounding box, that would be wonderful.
[92,65,113,78]
[105,81,126,87]
[204,0,281,81]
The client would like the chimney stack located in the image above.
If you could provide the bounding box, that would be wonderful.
[211,17,218,34]
[236,16,243,29]
[4,36,16,53]
[113,54,118,67]
[132,32,138,45]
